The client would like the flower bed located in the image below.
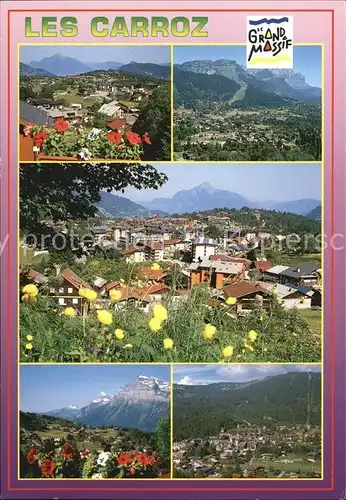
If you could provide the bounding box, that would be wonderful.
[23,120,151,161]
[23,442,161,479]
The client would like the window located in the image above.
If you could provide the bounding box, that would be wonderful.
[68,287,73,294]
[58,298,65,305]
[72,298,78,304]
[50,287,55,293]
[59,288,64,294]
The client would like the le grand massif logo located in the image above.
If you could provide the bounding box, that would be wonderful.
[247,16,293,69]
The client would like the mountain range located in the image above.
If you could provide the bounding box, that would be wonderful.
[174,59,321,107]
[138,183,320,216]
[96,191,168,218]
[21,53,170,78]
[173,372,321,440]
[39,376,170,432]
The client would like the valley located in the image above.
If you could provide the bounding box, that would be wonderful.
[173,370,321,478]
[173,55,322,161]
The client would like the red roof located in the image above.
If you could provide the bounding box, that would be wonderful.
[104,281,121,292]
[145,242,164,250]
[164,239,182,246]
[123,245,144,256]
[223,280,268,299]
[254,261,273,272]
[136,283,169,297]
[107,119,126,131]
[138,267,167,281]
[60,268,93,290]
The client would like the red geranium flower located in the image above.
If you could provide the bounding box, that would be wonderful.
[126,131,142,145]
[107,131,122,144]
[40,459,56,478]
[33,131,48,148]
[136,453,154,466]
[62,443,74,460]
[26,447,39,464]
[80,449,90,457]
[117,453,132,466]
[54,119,69,132]
[142,132,151,145]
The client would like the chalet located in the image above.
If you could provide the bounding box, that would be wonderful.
[98,100,128,119]
[261,283,314,309]
[137,266,168,283]
[137,282,170,304]
[192,238,217,263]
[263,265,290,282]
[253,260,273,272]
[20,267,49,288]
[49,268,93,313]
[163,239,185,257]
[107,119,126,132]
[210,254,251,270]
[279,263,320,286]
[145,242,164,261]
[123,245,145,263]
[223,281,269,312]
[20,101,54,129]
[189,258,245,289]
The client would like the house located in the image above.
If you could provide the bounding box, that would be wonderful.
[189,258,245,289]
[253,260,273,272]
[98,100,126,119]
[192,238,217,263]
[136,282,170,304]
[20,267,49,287]
[107,119,126,132]
[263,265,290,282]
[222,281,269,312]
[137,267,168,283]
[144,242,164,261]
[210,254,251,270]
[163,239,185,257]
[49,268,93,312]
[279,263,320,286]
[123,245,145,263]
[260,283,314,309]
[20,101,54,128]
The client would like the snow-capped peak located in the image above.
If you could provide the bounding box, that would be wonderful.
[91,392,115,404]
[68,405,79,409]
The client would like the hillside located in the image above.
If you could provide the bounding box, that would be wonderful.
[173,372,321,440]
[96,191,168,218]
[20,62,53,76]
[119,62,170,79]
[30,53,91,76]
[306,205,322,220]
[177,60,321,103]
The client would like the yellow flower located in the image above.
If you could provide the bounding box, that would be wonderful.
[163,338,174,350]
[226,296,237,305]
[222,345,234,358]
[64,307,75,317]
[203,323,216,341]
[123,343,133,349]
[22,284,39,297]
[248,330,258,342]
[241,349,245,354]
[84,289,98,302]
[272,288,277,295]
[292,332,297,337]
[97,310,113,325]
[259,315,264,322]
[25,343,33,350]
[149,317,162,332]
[244,343,254,352]
[115,328,125,340]
[119,280,126,289]
[26,335,33,341]
[153,304,168,321]
[79,288,87,298]
[276,297,281,303]
[22,294,37,304]
[151,263,160,271]
[120,279,125,283]
[109,289,122,302]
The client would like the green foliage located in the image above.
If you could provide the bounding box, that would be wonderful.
[20,286,321,363]
[155,417,171,465]
[20,163,168,233]
[134,84,171,160]
[173,372,321,440]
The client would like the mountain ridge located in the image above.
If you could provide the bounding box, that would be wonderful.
[40,376,170,432]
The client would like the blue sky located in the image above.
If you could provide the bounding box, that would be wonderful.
[20,46,170,65]
[174,364,321,385]
[122,163,321,202]
[20,365,170,413]
[174,46,322,87]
